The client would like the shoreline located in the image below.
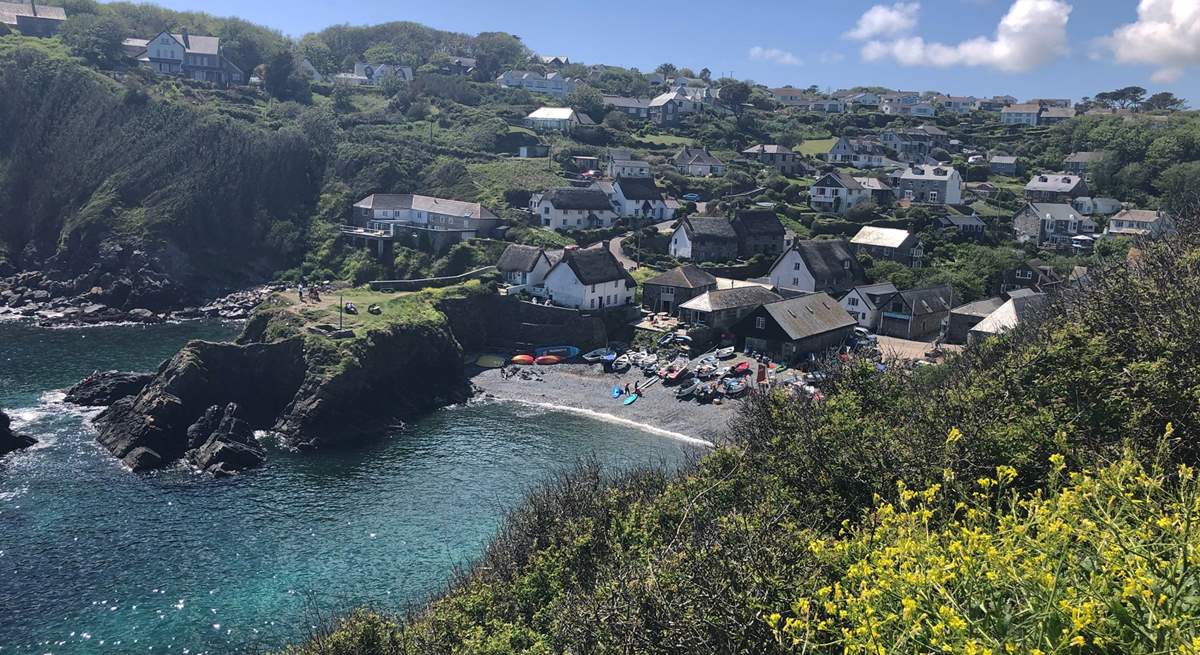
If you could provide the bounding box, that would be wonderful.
[477,395,715,447]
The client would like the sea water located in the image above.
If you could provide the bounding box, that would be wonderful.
[0,321,693,653]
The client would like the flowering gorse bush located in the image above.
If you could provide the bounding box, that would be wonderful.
[771,433,1200,654]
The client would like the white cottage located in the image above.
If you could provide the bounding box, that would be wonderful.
[543,247,635,310]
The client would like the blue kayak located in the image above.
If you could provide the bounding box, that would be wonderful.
[623,393,639,405]
[535,345,581,358]
[611,385,622,398]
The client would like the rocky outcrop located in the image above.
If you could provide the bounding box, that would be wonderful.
[184,403,265,477]
[0,410,36,456]
[65,371,154,406]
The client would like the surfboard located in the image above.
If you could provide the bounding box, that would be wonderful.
[623,393,639,405]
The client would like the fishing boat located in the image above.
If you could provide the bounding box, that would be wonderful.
[623,393,640,406]
[667,360,691,383]
[534,355,562,365]
[721,377,748,397]
[715,346,736,359]
[675,378,702,398]
[511,354,535,365]
[535,345,581,359]
[582,347,616,363]
[640,352,658,367]
[696,364,717,379]
[612,354,631,370]
[698,354,718,368]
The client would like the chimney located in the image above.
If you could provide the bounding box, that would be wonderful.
[181,28,190,48]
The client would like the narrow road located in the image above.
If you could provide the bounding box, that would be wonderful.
[609,235,637,270]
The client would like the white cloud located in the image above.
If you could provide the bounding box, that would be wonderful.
[1105,0,1200,83]
[749,46,803,66]
[819,51,847,64]
[858,0,1071,73]
[845,2,921,40]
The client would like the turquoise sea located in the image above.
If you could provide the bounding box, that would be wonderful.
[0,320,694,653]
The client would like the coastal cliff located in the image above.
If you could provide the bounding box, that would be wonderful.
[0,409,36,456]
[93,284,488,473]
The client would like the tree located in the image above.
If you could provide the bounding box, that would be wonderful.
[1144,92,1187,112]
[720,81,752,114]
[264,50,311,102]
[1097,86,1147,109]
[566,84,604,120]
[655,63,677,78]
[472,32,526,78]
[1156,162,1200,214]
[331,85,354,113]
[699,67,711,82]
[60,14,126,68]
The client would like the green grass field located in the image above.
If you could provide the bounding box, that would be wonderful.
[795,137,838,156]
[634,133,695,147]
[468,158,568,208]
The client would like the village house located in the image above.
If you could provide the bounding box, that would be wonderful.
[538,55,570,66]
[333,62,412,86]
[1012,202,1096,249]
[1063,151,1107,176]
[669,216,739,262]
[1002,260,1062,294]
[875,285,953,339]
[496,70,577,97]
[838,282,898,329]
[1105,209,1175,239]
[641,265,717,314]
[858,177,895,206]
[525,107,588,133]
[441,56,476,76]
[742,144,804,175]
[123,30,245,84]
[732,210,786,258]
[605,177,674,221]
[731,294,856,362]
[543,247,636,310]
[673,147,726,177]
[678,286,783,332]
[1024,173,1089,203]
[1001,103,1042,125]
[649,90,704,126]
[850,226,924,268]
[767,239,865,295]
[496,244,555,289]
[0,1,65,36]
[947,296,1007,344]
[968,292,1047,344]
[880,129,935,162]
[937,214,987,237]
[605,158,651,178]
[768,88,840,112]
[810,172,870,215]
[825,137,888,168]
[933,95,977,115]
[896,165,962,205]
[975,95,1018,111]
[350,193,500,253]
[988,155,1022,176]
[840,91,881,108]
[531,187,619,230]
[1071,197,1122,216]
[602,95,650,119]
[1038,107,1076,125]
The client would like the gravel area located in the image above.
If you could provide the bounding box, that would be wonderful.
[469,362,746,446]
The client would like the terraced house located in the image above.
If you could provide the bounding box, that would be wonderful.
[123,30,244,84]
[742,144,804,175]
[531,187,619,230]
[0,1,65,36]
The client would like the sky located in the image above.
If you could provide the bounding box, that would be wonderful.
[115,0,1199,102]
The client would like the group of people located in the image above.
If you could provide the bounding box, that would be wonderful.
[296,278,323,304]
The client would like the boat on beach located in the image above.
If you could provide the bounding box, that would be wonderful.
[511,354,535,365]
[675,378,702,398]
[612,354,631,370]
[536,345,581,359]
[534,355,562,365]
[715,346,736,359]
[721,377,748,397]
[582,347,615,363]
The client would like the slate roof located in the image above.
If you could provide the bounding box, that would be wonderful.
[851,226,914,249]
[940,214,986,228]
[682,216,738,240]
[989,155,1019,164]
[814,172,864,190]
[1024,202,1081,222]
[843,283,899,310]
[614,176,663,201]
[1026,174,1084,193]
[1042,107,1077,119]
[742,144,794,155]
[760,294,856,341]
[542,187,613,211]
[0,1,65,23]
[679,286,782,313]
[782,239,865,286]
[951,296,1007,318]
[354,194,496,219]
[555,248,635,287]
[644,264,718,290]
[901,164,957,181]
[496,244,546,273]
[674,147,724,167]
[603,95,649,109]
[1002,103,1042,113]
[732,210,785,237]
[887,285,953,317]
[854,176,892,191]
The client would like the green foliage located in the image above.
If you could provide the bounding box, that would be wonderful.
[58,13,125,67]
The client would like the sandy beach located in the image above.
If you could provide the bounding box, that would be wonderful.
[469,360,749,446]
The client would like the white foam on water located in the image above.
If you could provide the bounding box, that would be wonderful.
[491,397,713,447]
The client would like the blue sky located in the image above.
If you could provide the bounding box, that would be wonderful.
[118,0,1199,102]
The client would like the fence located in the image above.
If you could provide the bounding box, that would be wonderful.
[368,266,496,292]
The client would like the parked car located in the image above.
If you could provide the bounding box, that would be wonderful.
[682,193,702,202]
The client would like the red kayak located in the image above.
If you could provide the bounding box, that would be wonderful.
[734,362,751,375]
[511,354,535,365]
[535,355,562,365]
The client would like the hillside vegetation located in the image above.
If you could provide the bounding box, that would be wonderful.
[281,219,1200,653]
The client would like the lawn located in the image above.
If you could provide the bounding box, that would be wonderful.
[795,137,838,156]
[468,158,569,209]
[634,133,695,147]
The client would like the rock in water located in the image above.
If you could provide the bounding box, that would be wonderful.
[0,410,37,456]
[65,371,154,406]
[184,403,265,477]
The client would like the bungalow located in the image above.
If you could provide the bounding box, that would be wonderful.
[0,1,65,36]
[825,137,888,168]
[606,158,651,179]
[1012,202,1096,249]
[875,285,954,339]
[531,187,620,230]
[353,193,499,235]
[669,216,739,262]
[497,70,577,97]
[809,172,870,215]
[1063,151,1107,176]
[934,95,977,115]
[543,247,635,310]
[679,286,783,331]
[897,165,962,205]
[602,95,650,119]
[937,214,987,236]
[641,265,718,314]
[1024,174,1089,203]
[768,88,842,111]
[673,147,726,177]
[649,90,703,125]
[333,62,412,86]
[1071,197,1122,216]
[525,107,584,133]
[1001,103,1041,125]
[496,244,554,288]
[838,282,898,329]
[968,293,1047,344]
[850,226,924,268]
[766,239,865,295]
[947,296,1007,344]
[1105,209,1175,239]
[1002,260,1062,294]
[609,177,674,221]
[123,30,245,84]
[988,155,1021,176]
[742,144,804,175]
[732,210,786,258]
[1039,107,1076,125]
[841,92,881,108]
[731,294,856,362]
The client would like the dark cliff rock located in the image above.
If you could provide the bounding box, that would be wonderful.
[65,371,154,406]
[0,410,37,456]
[184,403,266,477]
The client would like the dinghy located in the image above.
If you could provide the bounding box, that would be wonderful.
[715,346,736,359]
[675,378,702,398]
[582,348,615,363]
[534,355,562,365]
[511,354,535,365]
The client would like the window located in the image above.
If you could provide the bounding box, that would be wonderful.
[755,317,766,330]
[793,262,801,271]
[792,277,799,287]
[590,298,595,309]
[848,297,859,307]
[930,191,939,203]
[843,260,851,270]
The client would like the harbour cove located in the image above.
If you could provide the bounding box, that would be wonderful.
[0,321,697,654]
